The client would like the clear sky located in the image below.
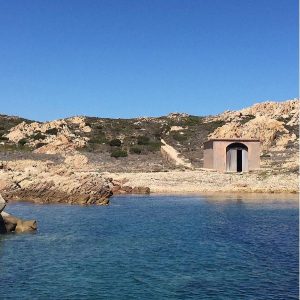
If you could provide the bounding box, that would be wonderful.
[0,0,298,121]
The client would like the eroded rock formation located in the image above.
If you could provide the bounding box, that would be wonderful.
[5,117,89,154]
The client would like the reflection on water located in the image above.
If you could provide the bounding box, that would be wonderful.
[0,195,298,300]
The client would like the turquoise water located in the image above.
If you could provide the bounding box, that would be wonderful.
[0,195,298,299]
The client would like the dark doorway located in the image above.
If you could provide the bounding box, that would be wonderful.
[237,149,243,172]
[226,142,248,172]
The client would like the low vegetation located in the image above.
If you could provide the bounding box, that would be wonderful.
[111,149,128,158]
[129,146,142,154]
[109,139,122,147]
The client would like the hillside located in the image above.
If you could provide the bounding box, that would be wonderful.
[0,99,298,173]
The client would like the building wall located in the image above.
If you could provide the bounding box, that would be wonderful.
[247,141,260,170]
[204,140,260,172]
[203,141,213,168]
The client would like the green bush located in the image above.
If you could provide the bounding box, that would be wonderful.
[147,141,162,152]
[36,142,47,149]
[204,120,226,132]
[0,135,8,141]
[130,146,142,154]
[89,131,107,144]
[18,138,27,146]
[137,135,150,145]
[31,132,47,140]
[239,115,255,125]
[0,144,17,151]
[109,139,122,147]
[111,149,128,158]
[184,116,203,126]
[45,128,59,135]
[172,132,188,142]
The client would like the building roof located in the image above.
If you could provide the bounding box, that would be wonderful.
[204,138,260,143]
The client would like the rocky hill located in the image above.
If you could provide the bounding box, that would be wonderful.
[0,98,298,203]
[0,98,298,173]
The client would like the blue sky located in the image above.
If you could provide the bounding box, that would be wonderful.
[0,0,298,121]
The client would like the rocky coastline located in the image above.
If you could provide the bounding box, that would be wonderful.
[0,156,151,206]
[0,99,298,209]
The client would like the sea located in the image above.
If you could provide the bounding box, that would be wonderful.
[0,194,298,299]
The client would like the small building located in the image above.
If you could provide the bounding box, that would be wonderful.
[203,139,260,172]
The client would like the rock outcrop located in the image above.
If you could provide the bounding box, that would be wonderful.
[0,194,37,234]
[210,117,289,150]
[0,168,113,205]
[5,117,89,154]
[0,156,151,205]
[109,178,151,195]
[211,99,299,151]
[0,211,37,233]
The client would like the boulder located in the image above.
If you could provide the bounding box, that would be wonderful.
[15,219,37,233]
[0,211,37,234]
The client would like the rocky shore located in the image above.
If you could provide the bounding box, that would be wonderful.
[107,170,298,194]
[0,155,151,205]
[0,168,113,205]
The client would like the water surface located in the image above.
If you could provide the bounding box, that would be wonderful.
[0,195,298,299]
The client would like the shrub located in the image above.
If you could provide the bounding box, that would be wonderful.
[204,120,226,132]
[36,142,47,149]
[89,132,107,144]
[45,128,59,135]
[130,146,142,154]
[153,129,163,139]
[239,115,255,125]
[147,141,162,152]
[137,135,150,145]
[0,136,8,141]
[172,132,188,142]
[109,139,122,147]
[111,149,128,158]
[184,116,203,126]
[31,132,47,140]
[18,138,27,146]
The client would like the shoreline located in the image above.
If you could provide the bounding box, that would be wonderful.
[5,192,298,206]
[111,191,299,202]
[105,170,299,195]
[1,168,298,205]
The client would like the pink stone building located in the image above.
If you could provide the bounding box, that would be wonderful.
[203,139,260,172]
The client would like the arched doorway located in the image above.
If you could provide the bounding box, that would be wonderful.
[226,143,248,172]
